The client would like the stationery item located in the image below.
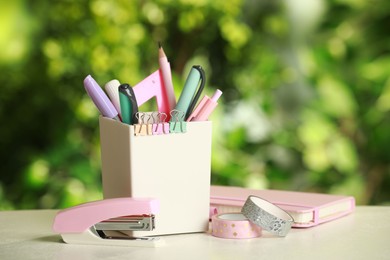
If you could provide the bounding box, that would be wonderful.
[119,83,138,125]
[211,213,262,239]
[104,79,122,116]
[134,112,152,136]
[210,185,355,228]
[241,196,293,237]
[132,70,173,120]
[83,75,120,121]
[169,110,186,133]
[131,43,177,121]
[99,117,212,237]
[209,206,218,220]
[187,89,222,122]
[173,65,206,120]
[152,112,169,135]
[158,42,176,113]
[52,197,164,247]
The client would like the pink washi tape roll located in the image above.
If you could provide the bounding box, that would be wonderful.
[211,213,262,239]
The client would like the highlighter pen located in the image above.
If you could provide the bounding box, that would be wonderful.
[83,75,120,121]
[173,65,205,121]
[118,83,139,125]
[104,79,121,116]
[158,42,176,114]
[187,89,222,122]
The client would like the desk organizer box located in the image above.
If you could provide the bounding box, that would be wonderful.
[99,116,212,237]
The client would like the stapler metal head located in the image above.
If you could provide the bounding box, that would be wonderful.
[53,197,164,247]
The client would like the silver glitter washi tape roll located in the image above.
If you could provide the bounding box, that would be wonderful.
[241,195,294,237]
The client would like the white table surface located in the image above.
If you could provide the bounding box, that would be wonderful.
[0,206,389,260]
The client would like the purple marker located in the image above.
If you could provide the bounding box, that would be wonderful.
[83,75,120,121]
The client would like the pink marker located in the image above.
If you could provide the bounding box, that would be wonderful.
[187,89,222,122]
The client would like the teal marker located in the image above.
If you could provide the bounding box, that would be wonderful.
[173,65,205,121]
[119,84,139,125]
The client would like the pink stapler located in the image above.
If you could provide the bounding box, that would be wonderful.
[52,197,164,247]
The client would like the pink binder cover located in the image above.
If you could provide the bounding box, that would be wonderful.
[210,185,355,228]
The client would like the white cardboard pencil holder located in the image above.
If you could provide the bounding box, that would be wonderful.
[99,116,212,237]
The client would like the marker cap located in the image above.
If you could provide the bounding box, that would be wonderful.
[104,79,121,115]
[83,75,119,119]
[211,89,222,102]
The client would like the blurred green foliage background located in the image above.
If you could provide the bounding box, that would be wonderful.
[1,0,389,209]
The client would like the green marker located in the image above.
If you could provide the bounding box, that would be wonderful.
[119,84,138,125]
[173,65,205,121]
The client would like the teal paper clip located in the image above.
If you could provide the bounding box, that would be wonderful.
[169,110,186,133]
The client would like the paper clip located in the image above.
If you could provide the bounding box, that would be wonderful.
[152,112,169,135]
[134,112,152,136]
[169,110,186,133]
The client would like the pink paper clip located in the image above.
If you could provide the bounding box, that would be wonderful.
[152,112,169,135]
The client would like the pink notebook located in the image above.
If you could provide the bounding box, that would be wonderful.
[210,185,355,228]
